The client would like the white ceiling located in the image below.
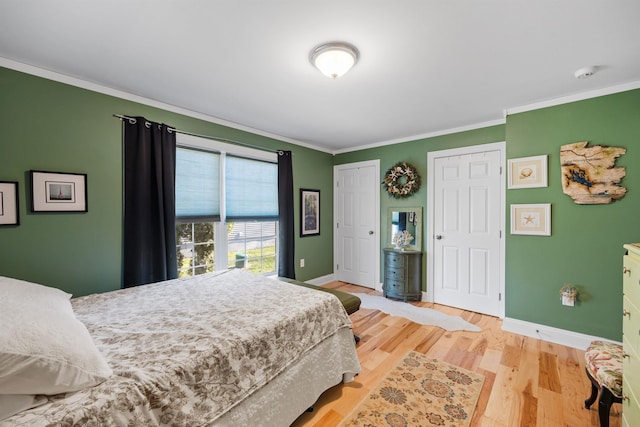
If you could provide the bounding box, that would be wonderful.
[1,0,639,153]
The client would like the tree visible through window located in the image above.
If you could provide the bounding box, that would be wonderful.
[176,222,214,277]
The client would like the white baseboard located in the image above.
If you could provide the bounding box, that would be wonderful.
[304,281,617,350]
[502,317,621,350]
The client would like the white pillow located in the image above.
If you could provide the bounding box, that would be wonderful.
[0,394,47,421]
[0,276,112,395]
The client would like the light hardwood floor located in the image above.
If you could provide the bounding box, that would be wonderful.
[292,282,621,427]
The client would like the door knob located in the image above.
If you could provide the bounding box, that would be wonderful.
[369,230,374,235]
[435,235,443,240]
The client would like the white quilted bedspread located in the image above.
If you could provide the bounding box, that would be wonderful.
[3,270,355,426]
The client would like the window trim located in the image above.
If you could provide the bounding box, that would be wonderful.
[176,133,279,276]
[177,133,277,163]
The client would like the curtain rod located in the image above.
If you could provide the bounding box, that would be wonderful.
[113,114,283,154]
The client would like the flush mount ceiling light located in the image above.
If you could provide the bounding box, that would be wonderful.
[310,42,359,79]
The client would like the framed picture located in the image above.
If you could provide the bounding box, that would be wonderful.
[0,181,19,226]
[510,203,551,236]
[300,188,320,237]
[30,170,88,212]
[508,155,548,189]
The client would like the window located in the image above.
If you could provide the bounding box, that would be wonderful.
[225,155,278,221]
[175,135,278,277]
[176,221,215,277]
[175,148,220,221]
[227,221,277,274]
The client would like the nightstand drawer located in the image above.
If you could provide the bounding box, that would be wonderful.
[623,336,640,392]
[624,412,633,427]
[622,380,640,427]
[622,244,640,426]
[624,255,640,306]
[385,252,406,268]
[385,267,405,281]
[384,278,405,293]
[623,297,640,355]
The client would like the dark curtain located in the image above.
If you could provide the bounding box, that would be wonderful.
[277,150,296,279]
[123,117,178,287]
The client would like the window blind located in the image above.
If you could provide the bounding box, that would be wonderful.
[175,147,220,221]
[225,155,278,221]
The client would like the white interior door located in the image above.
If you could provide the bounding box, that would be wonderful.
[428,143,504,317]
[334,160,380,289]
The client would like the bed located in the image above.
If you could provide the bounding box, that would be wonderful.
[0,269,361,426]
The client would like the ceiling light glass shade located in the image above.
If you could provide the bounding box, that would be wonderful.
[310,42,359,79]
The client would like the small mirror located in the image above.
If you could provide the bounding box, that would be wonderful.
[388,207,422,251]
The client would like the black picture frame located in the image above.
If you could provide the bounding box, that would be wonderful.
[300,188,320,237]
[0,181,19,226]
[30,170,88,213]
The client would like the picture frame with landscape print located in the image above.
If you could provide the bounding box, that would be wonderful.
[300,188,320,237]
[0,181,19,226]
[30,170,88,212]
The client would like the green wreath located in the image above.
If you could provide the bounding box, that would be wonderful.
[382,161,421,198]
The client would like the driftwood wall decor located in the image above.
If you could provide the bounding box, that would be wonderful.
[560,141,626,204]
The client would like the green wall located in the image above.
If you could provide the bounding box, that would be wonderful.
[2,65,638,341]
[336,89,640,341]
[0,67,334,296]
[505,89,640,340]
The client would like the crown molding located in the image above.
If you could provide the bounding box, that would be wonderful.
[333,119,506,155]
[0,57,333,154]
[3,57,639,156]
[506,80,640,116]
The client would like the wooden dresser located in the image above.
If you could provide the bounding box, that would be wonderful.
[623,243,640,426]
[382,248,422,302]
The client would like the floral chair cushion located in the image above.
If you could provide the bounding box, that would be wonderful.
[585,340,623,398]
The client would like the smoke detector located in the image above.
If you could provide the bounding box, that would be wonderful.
[574,66,597,79]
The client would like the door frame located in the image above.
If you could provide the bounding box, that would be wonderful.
[426,142,506,318]
[333,159,381,289]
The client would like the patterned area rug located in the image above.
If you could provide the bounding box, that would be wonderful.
[340,351,484,427]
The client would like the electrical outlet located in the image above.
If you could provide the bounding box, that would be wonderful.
[300,259,305,268]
